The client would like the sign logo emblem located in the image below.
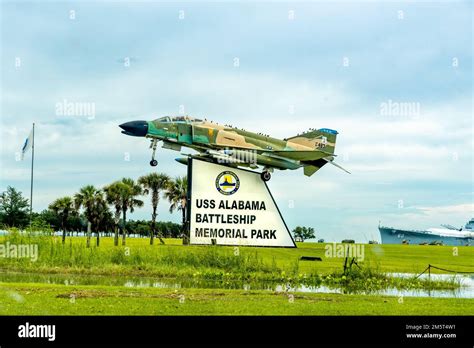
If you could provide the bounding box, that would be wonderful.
[215,171,240,195]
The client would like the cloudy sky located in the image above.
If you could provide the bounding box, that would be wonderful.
[1,1,472,242]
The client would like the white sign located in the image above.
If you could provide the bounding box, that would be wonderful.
[189,159,295,247]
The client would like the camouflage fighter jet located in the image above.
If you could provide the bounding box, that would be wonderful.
[119,115,349,181]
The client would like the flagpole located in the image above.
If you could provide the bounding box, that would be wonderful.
[29,122,35,227]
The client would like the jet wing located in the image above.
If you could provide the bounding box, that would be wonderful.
[187,145,350,173]
[261,150,334,161]
[197,144,333,161]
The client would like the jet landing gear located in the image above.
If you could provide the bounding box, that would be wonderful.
[149,139,158,167]
[260,170,272,182]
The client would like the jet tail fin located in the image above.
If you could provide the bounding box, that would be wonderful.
[304,165,320,177]
[287,128,338,154]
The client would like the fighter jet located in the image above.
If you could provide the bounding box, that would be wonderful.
[119,115,349,181]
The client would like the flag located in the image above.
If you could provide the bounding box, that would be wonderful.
[21,128,33,160]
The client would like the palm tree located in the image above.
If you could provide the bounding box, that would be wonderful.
[104,182,124,246]
[138,173,171,245]
[164,176,188,243]
[119,178,144,246]
[48,196,75,244]
[89,190,108,247]
[74,185,103,248]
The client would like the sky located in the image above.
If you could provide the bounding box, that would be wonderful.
[0,0,472,242]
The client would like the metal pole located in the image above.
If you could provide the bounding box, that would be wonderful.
[29,123,35,228]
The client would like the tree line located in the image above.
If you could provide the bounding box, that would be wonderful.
[0,173,188,247]
[1,177,317,245]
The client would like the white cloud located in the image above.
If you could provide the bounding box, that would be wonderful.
[416,203,474,216]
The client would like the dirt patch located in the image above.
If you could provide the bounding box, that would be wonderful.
[55,290,229,300]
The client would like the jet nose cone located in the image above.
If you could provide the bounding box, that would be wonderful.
[119,120,148,137]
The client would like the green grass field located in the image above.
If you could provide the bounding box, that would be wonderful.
[1,282,472,315]
[1,235,472,277]
[0,235,473,315]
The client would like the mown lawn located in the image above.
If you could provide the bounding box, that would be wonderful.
[1,282,472,315]
[0,236,472,315]
[0,236,472,277]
